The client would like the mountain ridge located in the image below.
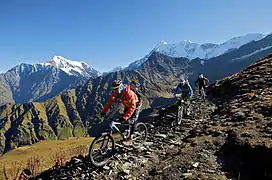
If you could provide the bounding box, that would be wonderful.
[0,56,101,106]
[44,56,101,77]
[110,33,267,72]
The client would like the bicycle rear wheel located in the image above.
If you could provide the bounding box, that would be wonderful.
[132,122,148,148]
[201,87,206,100]
[89,133,115,167]
[177,105,183,125]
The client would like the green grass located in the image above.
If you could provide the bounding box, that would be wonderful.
[0,137,93,179]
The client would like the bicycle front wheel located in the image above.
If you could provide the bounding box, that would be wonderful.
[89,133,115,167]
[132,122,148,148]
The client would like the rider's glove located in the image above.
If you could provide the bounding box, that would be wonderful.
[100,112,106,118]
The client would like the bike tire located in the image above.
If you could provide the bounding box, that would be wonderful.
[89,133,115,167]
[177,105,183,125]
[132,122,148,149]
[201,88,206,100]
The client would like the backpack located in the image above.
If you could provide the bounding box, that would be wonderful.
[129,81,142,100]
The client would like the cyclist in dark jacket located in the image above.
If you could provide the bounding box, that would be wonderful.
[173,79,193,117]
[195,73,209,95]
[174,79,193,98]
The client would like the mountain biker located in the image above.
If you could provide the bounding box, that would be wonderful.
[195,73,209,95]
[173,78,193,115]
[101,79,142,146]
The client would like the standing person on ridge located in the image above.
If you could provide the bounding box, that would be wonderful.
[100,79,142,146]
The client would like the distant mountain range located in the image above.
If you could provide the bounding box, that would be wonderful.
[1,33,272,107]
[0,56,101,106]
[111,33,268,72]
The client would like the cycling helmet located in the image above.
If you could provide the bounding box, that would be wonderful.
[180,79,186,85]
[199,73,204,78]
[112,79,123,90]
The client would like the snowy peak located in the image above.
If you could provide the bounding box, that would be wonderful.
[205,33,266,58]
[124,33,268,71]
[47,56,89,69]
[109,65,125,73]
[154,33,266,60]
[45,56,100,77]
[153,39,204,59]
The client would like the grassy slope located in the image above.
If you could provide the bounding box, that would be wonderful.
[0,137,93,179]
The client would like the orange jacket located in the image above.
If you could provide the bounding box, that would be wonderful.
[102,84,139,120]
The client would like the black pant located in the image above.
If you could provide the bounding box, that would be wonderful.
[123,101,143,135]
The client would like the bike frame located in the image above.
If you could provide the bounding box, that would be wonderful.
[174,94,189,105]
[103,120,131,141]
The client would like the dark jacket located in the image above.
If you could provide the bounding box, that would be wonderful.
[195,77,209,87]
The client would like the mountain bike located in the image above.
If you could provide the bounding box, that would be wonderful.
[172,94,192,126]
[88,117,148,167]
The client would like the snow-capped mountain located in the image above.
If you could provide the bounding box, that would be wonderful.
[44,56,101,77]
[124,33,267,70]
[108,65,125,73]
[153,33,266,59]
[0,56,101,105]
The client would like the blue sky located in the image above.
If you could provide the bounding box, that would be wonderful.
[1,0,272,73]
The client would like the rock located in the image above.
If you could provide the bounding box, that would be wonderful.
[154,133,167,138]
[123,169,130,175]
[232,111,246,121]
[206,169,216,173]
[81,174,86,179]
[72,158,82,164]
[192,162,199,168]
[144,141,154,146]
[121,162,132,173]
[103,165,110,170]
[169,139,182,145]
[182,173,193,177]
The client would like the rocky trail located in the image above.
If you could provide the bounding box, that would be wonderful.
[34,55,272,180]
[34,93,223,180]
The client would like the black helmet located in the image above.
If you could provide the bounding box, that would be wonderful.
[112,79,123,90]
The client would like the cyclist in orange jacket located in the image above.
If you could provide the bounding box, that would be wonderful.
[101,79,142,146]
